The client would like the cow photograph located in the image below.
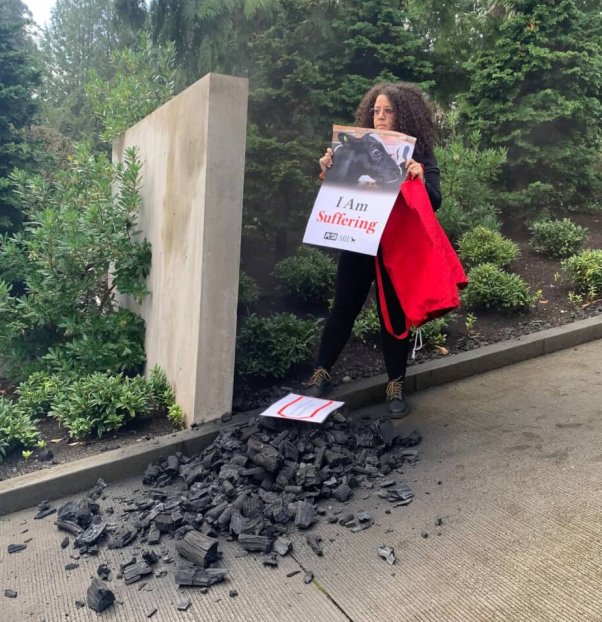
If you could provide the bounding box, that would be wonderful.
[324,127,416,190]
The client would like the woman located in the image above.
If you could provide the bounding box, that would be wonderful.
[304,81,442,417]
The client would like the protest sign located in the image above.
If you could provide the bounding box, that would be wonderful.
[303,125,416,256]
[259,393,345,424]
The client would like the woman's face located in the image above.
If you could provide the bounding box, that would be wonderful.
[372,94,396,131]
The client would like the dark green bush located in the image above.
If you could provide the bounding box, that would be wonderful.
[238,270,260,312]
[0,146,150,380]
[529,218,588,259]
[462,263,536,313]
[236,313,319,379]
[41,310,146,376]
[561,249,602,298]
[435,128,506,240]
[49,372,152,439]
[272,246,336,305]
[458,226,520,269]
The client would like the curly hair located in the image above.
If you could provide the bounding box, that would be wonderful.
[355,82,436,159]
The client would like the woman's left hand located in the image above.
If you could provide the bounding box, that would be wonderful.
[406,159,425,182]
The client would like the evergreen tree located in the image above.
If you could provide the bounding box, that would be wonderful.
[245,0,433,253]
[460,0,602,210]
[149,0,276,88]
[406,0,501,105]
[0,0,41,232]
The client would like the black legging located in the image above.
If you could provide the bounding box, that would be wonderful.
[316,250,410,380]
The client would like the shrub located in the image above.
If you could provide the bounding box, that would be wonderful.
[49,373,151,439]
[435,128,506,240]
[236,313,319,379]
[462,263,536,313]
[238,270,260,312]
[529,218,588,259]
[0,145,150,380]
[147,365,176,410]
[16,371,67,418]
[41,310,146,376]
[272,246,336,305]
[458,226,519,270]
[167,404,185,429]
[0,399,40,460]
[351,302,381,343]
[561,250,602,299]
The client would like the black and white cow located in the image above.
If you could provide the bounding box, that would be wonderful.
[326,132,403,185]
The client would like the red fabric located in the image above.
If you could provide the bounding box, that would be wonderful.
[375,178,468,339]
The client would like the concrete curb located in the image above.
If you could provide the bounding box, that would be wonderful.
[1,314,600,516]
[332,314,602,409]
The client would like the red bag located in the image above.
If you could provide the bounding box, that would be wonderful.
[375,178,468,339]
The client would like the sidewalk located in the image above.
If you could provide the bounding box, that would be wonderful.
[1,340,601,621]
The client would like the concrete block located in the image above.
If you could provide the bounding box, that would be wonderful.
[113,73,248,425]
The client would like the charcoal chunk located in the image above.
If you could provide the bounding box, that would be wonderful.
[273,536,292,556]
[333,483,352,502]
[7,544,26,554]
[247,437,284,473]
[107,525,137,549]
[176,597,191,611]
[147,524,161,545]
[86,578,115,612]
[175,531,219,568]
[385,484,414,504]
[306,534,323,556]
[5,589,17,598]
[303,571,314,584]
[174,564,228,587]
[34,507,57,520]
[57,500,93,528]
[97,563,111,580]
[55,520,83,535]
[294,502,314,529]
[123,561,154,585]
[74,522,106,547]
[378,545,396,565]
[262,553,279,567]
[238,534,272,553]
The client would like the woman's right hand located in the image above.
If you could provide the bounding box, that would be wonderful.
[319,147,333,173]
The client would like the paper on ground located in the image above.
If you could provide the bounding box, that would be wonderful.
[259,393,345,424]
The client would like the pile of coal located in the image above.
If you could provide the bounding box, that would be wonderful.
[53,413,420,610]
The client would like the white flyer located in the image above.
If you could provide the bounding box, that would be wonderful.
[259,393,345,424]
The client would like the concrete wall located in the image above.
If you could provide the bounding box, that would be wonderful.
[113,73,248,426]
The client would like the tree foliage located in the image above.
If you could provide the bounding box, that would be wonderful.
[86,33,176,146]
[40,0,147,140]
[460,0,602,211]
[0,0,41,232]
[150,0,276,87]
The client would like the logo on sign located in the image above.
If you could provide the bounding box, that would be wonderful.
[324,232,338,241]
